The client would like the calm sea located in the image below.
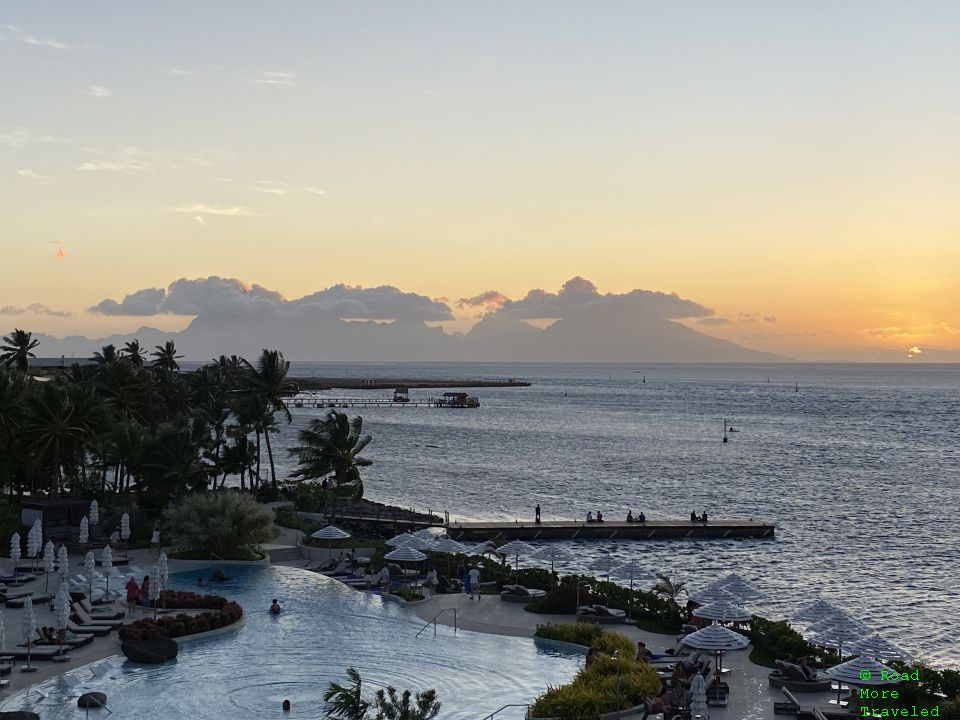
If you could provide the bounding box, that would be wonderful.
[263,362,959,666]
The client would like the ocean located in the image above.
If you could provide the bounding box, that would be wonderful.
[264,362,959,667]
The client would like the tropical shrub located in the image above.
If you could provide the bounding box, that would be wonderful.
[535,623,603,647]
[590,631,636,659]
[324,667,441,720]
[162,491,275,560]
[118,602,243,642]
[530,654,661,718]
[158,590,230,610]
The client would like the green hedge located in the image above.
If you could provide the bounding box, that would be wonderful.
[535,623,603,646]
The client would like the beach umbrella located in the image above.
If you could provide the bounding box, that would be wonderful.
[79,516,89,545]
[385,532,417,548]
[101,545,114,596]
[426,537,467,579]
[311,525,351,564]
[612,560,650,619]
[692,600,753,624]
[58,545,69,582]
[150,564,160,619]
[43,540,55,592]
[704,572,761,600]
[825,655,901,712]
[497,540,534,585]
[412,528,437,540]
[848,634,912,662]
[688,586,737,605]
[809,619,870,703]
[689,673,709,718]
[794,598,844,624]
[89,500,99,526]
[535,546,572,575]
[10,533,21,580]
[53,583,71,657]
[120,513,130,541]
[21,596,37,672]
[84,551,97,599]
[383,546,428,588]
[681,622,750,699]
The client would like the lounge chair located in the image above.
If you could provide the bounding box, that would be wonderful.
[3,645,70,660]
[66,619,113,637]
[5,594,52,609]
[774,688,802,716]
[579,604,626,624]
[499,585,547,603]
[769,660,833,692]
[80,598,124,619]
[72,604,124,628]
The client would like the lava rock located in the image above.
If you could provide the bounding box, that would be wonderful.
[77,693,107,709]
[121,636,178,663]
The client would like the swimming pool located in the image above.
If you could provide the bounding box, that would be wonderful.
[0,565,581,719]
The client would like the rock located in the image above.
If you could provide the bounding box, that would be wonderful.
[0,712,42,720]
[121,636,178,663]
[77,693,107,709]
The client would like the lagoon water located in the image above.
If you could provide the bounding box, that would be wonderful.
[270,362,960,666]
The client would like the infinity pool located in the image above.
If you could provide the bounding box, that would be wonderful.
[1,565,581,719]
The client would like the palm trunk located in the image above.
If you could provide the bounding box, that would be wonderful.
[263,427,277,490]
[50,438,61,497]
[255,431,262,490]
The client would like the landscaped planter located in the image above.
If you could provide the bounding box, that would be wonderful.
[532,636,589,655]
[527,704,647,720]
[380,593,429,607]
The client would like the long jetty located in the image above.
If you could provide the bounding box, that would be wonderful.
[291,377,530,391]
[447,519,775,542]
[292,395,455,408]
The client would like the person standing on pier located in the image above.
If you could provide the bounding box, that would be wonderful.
[535,504,541,524]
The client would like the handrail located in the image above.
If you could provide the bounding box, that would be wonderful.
[415,608,457,638]
[479,704,530,720]
[84,693,113,715]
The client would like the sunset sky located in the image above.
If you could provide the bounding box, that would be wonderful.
[3,2,960,361]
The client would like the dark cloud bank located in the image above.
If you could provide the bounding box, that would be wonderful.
[42,276,787,362]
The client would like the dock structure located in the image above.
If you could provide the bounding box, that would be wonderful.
[446,519,775,542]
[290,392,479,409]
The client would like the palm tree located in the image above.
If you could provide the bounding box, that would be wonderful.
[1,329,40,371]
[151,340,182,373]
[21,381,87,496]
[288,410,372,498]
[651,574,687,603]
[121,340,147,368]
[324,667,370,720]
[243,349,296,489]
[92,344,118,365]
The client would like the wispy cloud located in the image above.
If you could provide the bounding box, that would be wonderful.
[168,67,193,76]
[0,302,71,317]
[1,24,71,50]
[76,145,173,174]
[171,203,264,217]
[253,180,326,196]
[0,126,64,147]
[251,71,296,86]
[84,85,112,98]
[16,169,55,184]
[193,216,207,226]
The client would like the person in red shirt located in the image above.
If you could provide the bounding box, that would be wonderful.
[125,576,140,615]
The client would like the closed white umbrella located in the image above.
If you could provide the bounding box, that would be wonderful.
[158,552,169,609]
[689,673,709,718]
[149,564,160,619]
[692,600,753,623]
[27,520,41,570]
[89,500,100,526]
[497,540,534,585]
[120,513,130,541]
[101,545,114,596]
[21,596,37,672]
[0,608,5,651]
[10,533,21,581]
[53,583,71,656]
[57,545,69,583]
[84,551,97,599]
[43,540,55,592]
[79,516,90,545]
[681,622,750,699]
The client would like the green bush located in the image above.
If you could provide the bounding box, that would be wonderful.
[526,579,597,614]
[162,491,275,560]
[530,682,608,719]
[273,505,318,532]
[590,631,637,660]
[535,623,603,646]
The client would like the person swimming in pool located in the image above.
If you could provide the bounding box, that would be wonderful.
[269,599,282,614]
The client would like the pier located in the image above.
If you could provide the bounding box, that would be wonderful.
[290,394,477,409]
[291,377,530,391]
[447,519,775,542]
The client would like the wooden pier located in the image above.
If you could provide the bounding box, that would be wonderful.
[291,396,459,409]
[447,519,775,542]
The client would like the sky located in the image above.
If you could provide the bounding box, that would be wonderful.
[2,1,960,361]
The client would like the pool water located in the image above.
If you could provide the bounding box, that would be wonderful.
[1,565,581,719]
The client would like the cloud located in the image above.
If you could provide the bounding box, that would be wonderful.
[254,180,326,196]
[171,203,263,217]
[77,146,172,174]
[89,277,454,321]
[168,68,193,76]
[0,126,64,148]
[494,277,711,320]
[907,346,923,357]
[763,316,777,323]
[0,303,71,317]
[84,85,112,98]
[457,290,509,310]
[193,216,207,226]
[1,24,71,49]
[252,71,296,86]
[696,317,733,326]
[16,169,55,184]
[89,288,166,316]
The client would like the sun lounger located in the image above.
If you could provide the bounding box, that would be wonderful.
[499,585,547,603]
[80,598,124,619]
[73,604,124,628]
[5,594,52,609]
[774,688,803,716]
[579,604,627,623]
[769,660,833,692]
[67,619,112,636]
[3,645,70,660]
